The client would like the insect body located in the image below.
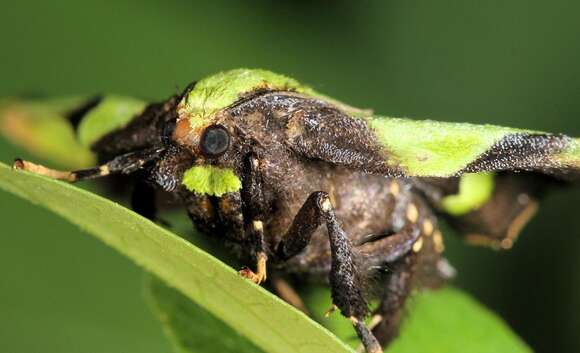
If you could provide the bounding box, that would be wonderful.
[4,69,579,353]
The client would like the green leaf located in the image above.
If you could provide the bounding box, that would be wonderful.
[0,162,531,353]
[77,95,147,147]
[0,97,95,169]
[0,95,147,167]
[145,274,265,353]
[146,275,531,353]
[0,162,352,353]
[386,288,531,353]
[301,285,531,353]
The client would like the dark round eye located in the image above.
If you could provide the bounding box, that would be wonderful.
[200,125,230,157]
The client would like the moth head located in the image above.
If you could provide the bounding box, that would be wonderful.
[169,68,313,197]
[172,68,306,149]
[168,68,290,196]
[170,117,241,197]
[169,106,242,196]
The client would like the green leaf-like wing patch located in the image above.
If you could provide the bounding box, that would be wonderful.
[369,116,579,178]
[441,173,495,216]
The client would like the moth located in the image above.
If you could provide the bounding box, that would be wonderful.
[2,69,578,353]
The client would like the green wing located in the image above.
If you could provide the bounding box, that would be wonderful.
[367,116,578,248]
[369,116,579,179]
[0,96,146,169]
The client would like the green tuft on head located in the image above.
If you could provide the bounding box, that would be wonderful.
[179,68,370,129]
[441,173,495,215]
[179,69,306,129]
[182,165,242,197]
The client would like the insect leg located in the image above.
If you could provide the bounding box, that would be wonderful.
[13,147,165,182]
[360,211,451,348]
[364,247,450,348]
[277,191,383,353]
[370,254,417,347]
[239,153,268,284]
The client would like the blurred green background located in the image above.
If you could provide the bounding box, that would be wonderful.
[0,1,579,352]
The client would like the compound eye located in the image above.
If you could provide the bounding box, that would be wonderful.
[200,125,230,157]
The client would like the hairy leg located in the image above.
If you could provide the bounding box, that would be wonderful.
[239,153,269,284]
[364,214,450,348]
[276,191,382,353]
[371,254,417,346]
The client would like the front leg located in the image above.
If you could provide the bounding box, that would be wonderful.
[239,153,269,284]
[277,192,383,353]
